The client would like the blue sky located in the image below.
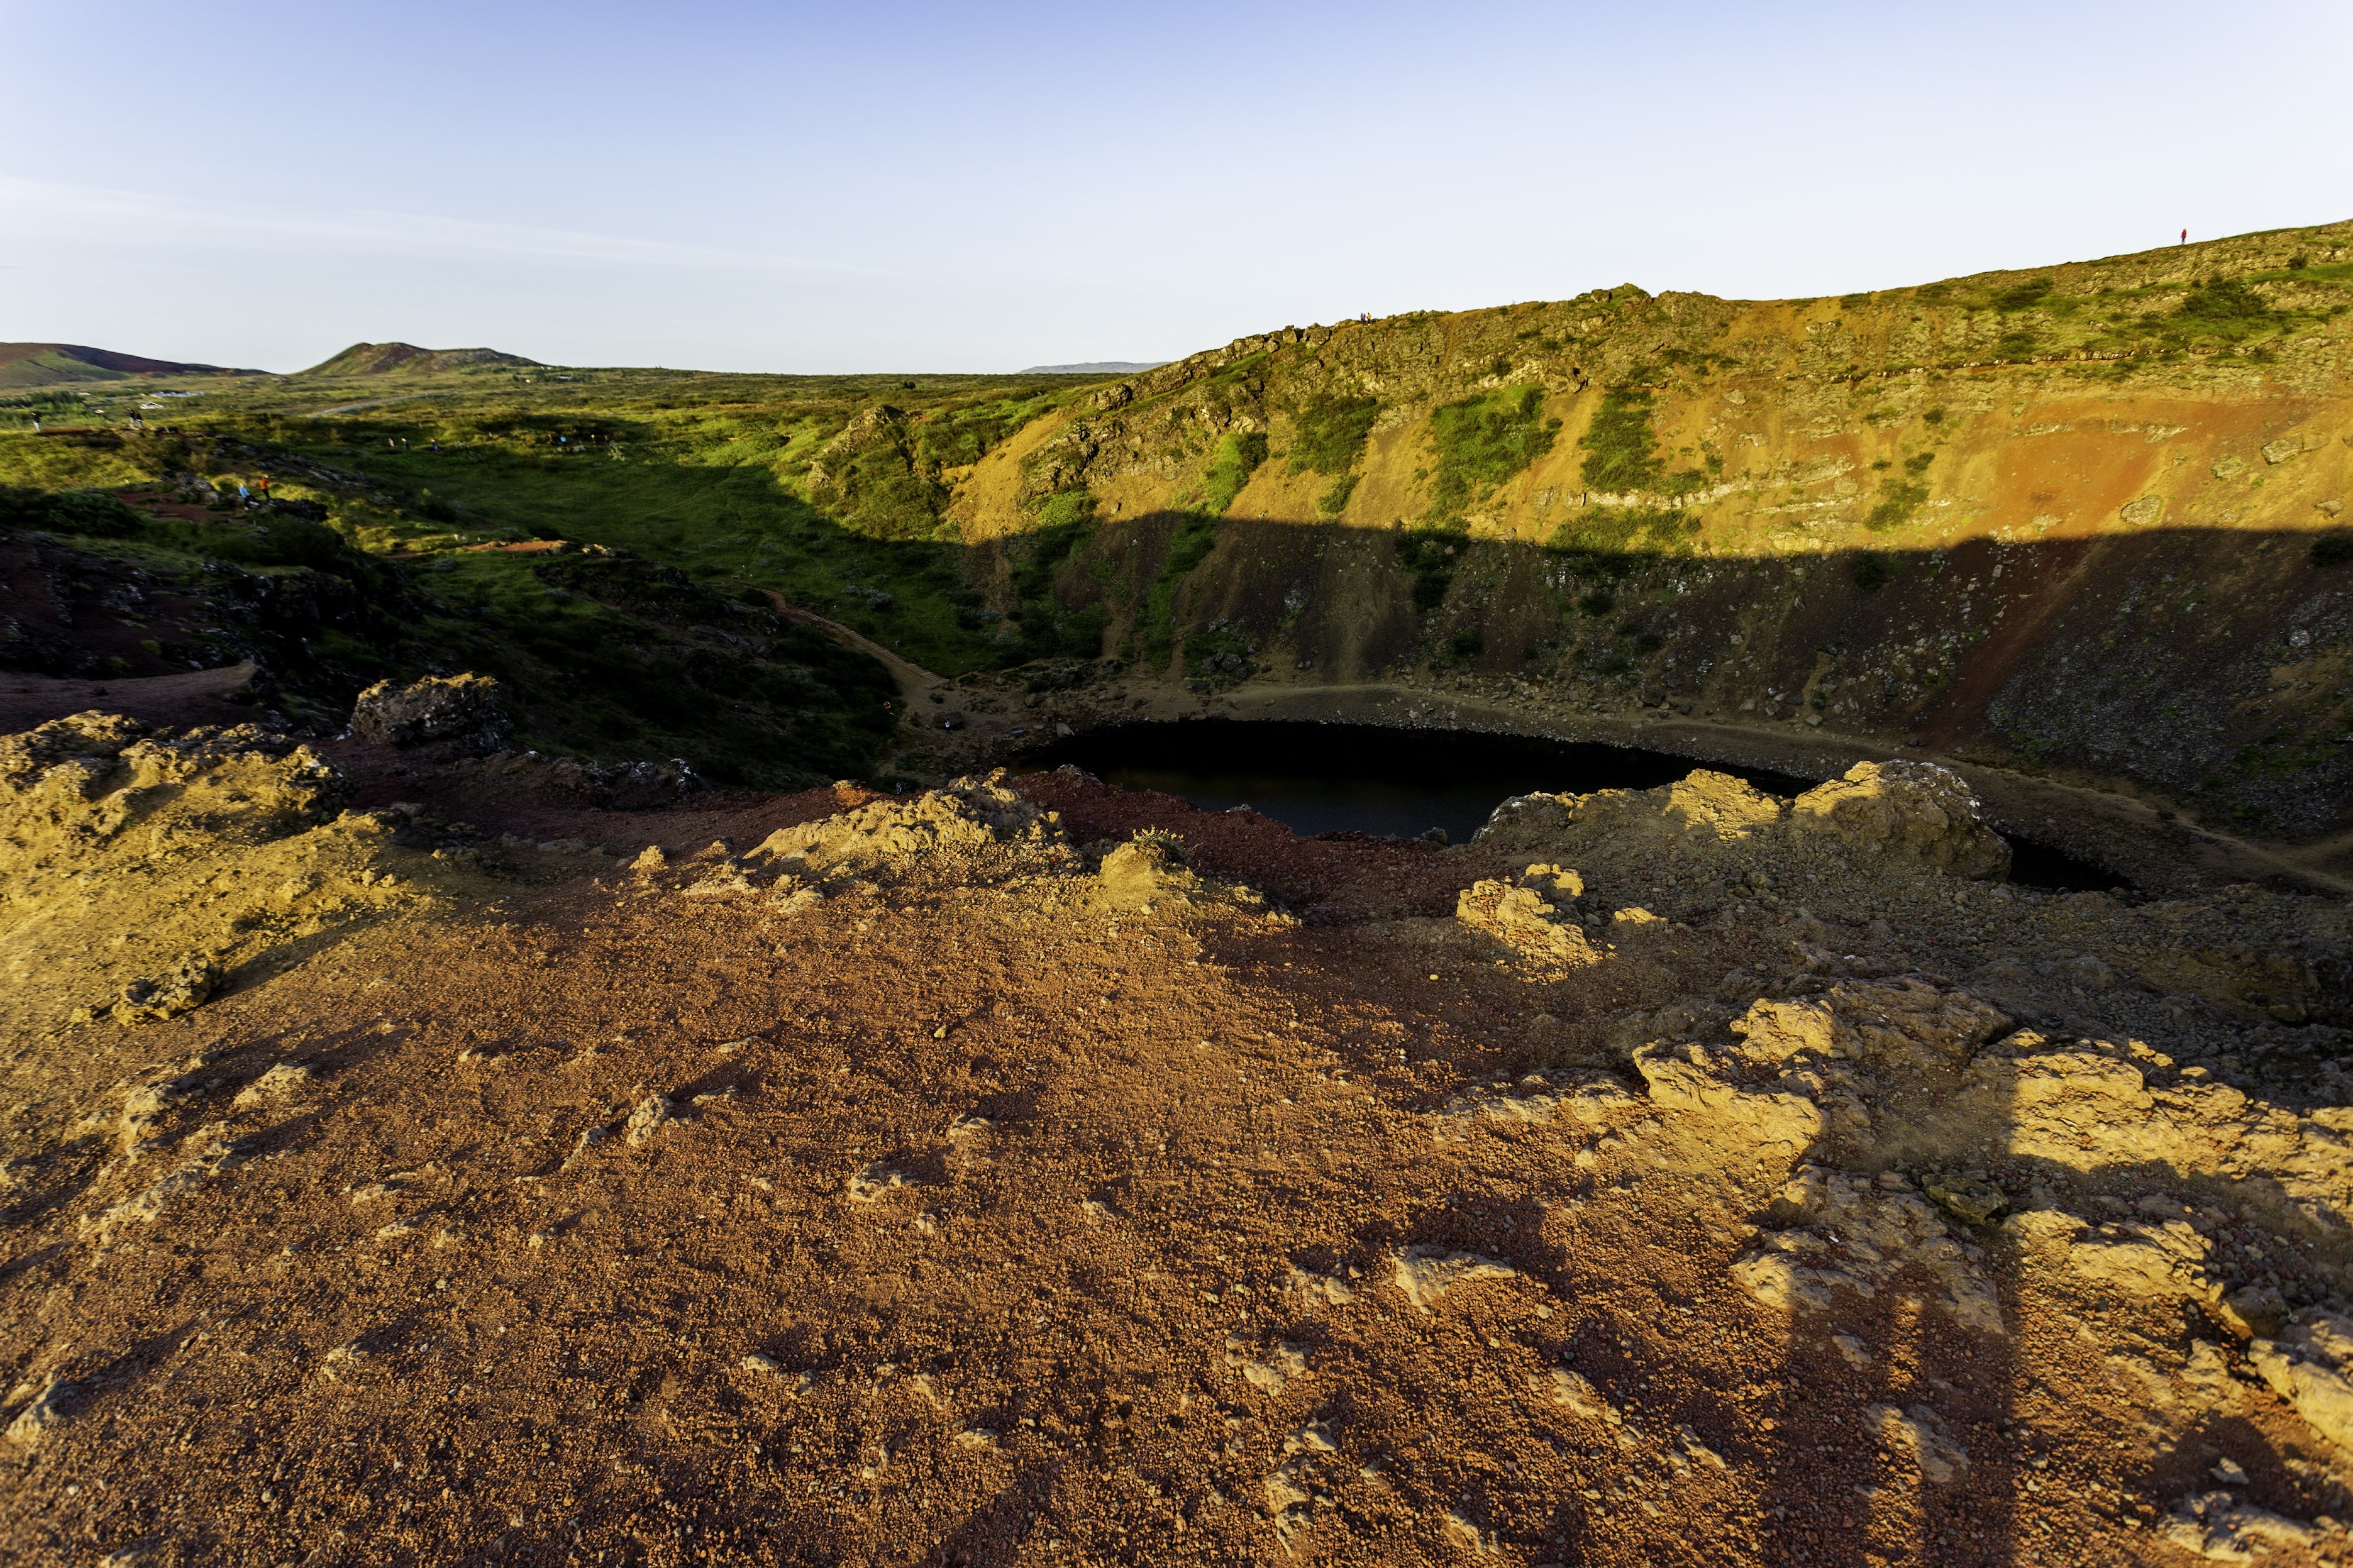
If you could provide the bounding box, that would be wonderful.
[4,1,2348,373]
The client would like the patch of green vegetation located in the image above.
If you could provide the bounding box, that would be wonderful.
[1546,506,1699,557]
[1446,626,1484,661]
[2178,277,2271,324]
[1004,492,1107,662]
[0,483,147,538]
[1315,473,1359,519]
[1991,277,2054,312]
[1427,385,1559,517]
[806,410,951,541]
[1575,387,1706,501]
[1287,393,1380,477]
[1394,526,1466,612]
[1863,478,1930,533]
[5,456,895,782]
[1578,389,1661,493]
[1851,551,1898,591]
[1995,328,2039,361]
[1158,509,1220,585]
[1137,510,1225,666]
[2266,258,2353,284]
[1031,488,1096,534]
[5,478,399,592]
[436,551,897,787]
[1200,431,1268,517]
[0,430,162,492]
[146,370,1092,677]
[1281,393,1378,522]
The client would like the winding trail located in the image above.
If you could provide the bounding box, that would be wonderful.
[310,392,440,416]
[755,588,942,712]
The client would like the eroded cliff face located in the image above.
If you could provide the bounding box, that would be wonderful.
[939,221,2353,840]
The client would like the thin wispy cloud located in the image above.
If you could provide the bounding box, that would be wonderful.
[0,176,857,277]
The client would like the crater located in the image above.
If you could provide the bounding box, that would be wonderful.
[1018,717,2120,891]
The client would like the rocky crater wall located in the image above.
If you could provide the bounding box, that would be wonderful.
[936,223,2353,847]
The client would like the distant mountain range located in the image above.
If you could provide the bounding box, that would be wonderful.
[1017,360,1168,375]
[0,343,262,389]
[301,342,543,377]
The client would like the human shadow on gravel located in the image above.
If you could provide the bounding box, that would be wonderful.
[1759,1262,2022,1566]
[1747,1037,2026,1567]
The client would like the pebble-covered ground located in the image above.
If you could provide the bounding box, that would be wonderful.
[6,726,2353,1567]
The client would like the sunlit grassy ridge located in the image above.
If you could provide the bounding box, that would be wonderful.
[83,368,1096,675]
[0,366,1105,784]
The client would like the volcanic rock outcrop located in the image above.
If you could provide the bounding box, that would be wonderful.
[349,672,512,753]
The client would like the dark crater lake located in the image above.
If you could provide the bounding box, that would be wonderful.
[1017,719,2118,892]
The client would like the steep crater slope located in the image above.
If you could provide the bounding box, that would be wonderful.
[945,222,2353,846]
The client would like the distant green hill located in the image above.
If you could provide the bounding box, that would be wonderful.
[0,343,260,388]
[301,342,541,377]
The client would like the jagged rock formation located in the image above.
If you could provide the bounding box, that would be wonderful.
[0,712,484,1034]
[349,672,511,752]
[1095,828,1200,912]
[1454,863,1603,967]
[1788,759,2011,879]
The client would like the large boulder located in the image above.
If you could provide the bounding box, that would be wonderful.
[1454,864,1603,967]
[1789,759,2010,879]
[1662,770,1787,837]
[2249,1308,2353,1452]
[350,674,511,752]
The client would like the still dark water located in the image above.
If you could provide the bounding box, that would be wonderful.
[1017,719,2119,891]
